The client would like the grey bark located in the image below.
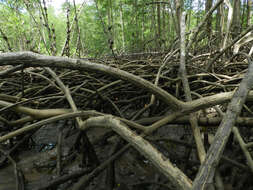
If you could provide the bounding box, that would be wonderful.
[193,54,253,189]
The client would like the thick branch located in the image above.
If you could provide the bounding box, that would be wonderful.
[0,100,70,119]
[0,51,184,110]
[78,115,193,190]
[179,12,206,163]
[193,55,253,189]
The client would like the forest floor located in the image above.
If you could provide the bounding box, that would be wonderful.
[0,50,253,190]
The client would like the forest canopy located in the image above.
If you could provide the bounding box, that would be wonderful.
[0,0,251,57]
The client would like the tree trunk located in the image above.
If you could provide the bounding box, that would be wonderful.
[157,2,161,47]
[205,0,213,38]
[108,0,114,50]
[162,3,166,46]
[241,0,247,29]
[133,0,139,49]
[216,2,224,48]
[216,3,221,32]
[187,10,192,32]
[175,0,183,38]
[246,0,251,27]
[141,6,145,49]
[232,0,241,38]
[119,2,125,51]
[168,0,176,40]
[196,0,201,25]
[151,0,156,48]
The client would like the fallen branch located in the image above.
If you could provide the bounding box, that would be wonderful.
[77,115,193,190]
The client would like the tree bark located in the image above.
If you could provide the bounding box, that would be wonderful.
[119,2,125,51]
[232,0,241,38]
[76,115,193,190]
[246,0,251,27]
[175,0,182,37]
[205,0,213,38]
[157,2,161,47]
[193,53,253,190]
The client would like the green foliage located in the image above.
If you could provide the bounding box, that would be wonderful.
[0,0,252,56]
[0,3,30,51]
